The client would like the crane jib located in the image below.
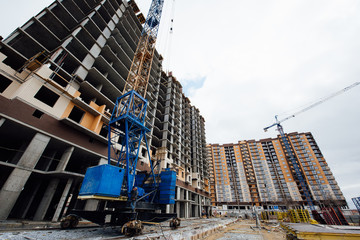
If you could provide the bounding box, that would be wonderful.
[264,82,360,132]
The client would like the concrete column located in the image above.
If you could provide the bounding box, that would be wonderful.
[52,178,73,222]
[34,146,75,220]
[17,133,51,168]
[0,118,5,127]
[21,184,41,219]
[185,190,189,218]
[176,202,180,218]
[98,157,107,165]
[96,84,103,91]
[33,179,60,221]
[0,133,51,220]
[176,187,181,200]
[56,146,75,171]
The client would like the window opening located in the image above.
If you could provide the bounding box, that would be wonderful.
[34,86,60,107]
[32,109,44,118]
[68,106,85,123]
[0,75,12,93]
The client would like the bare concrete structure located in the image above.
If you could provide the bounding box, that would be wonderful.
[0,0,209,221]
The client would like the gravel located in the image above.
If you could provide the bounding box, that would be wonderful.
[0,227,122,240]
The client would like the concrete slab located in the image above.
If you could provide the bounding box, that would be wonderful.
[0,218,286,240]
[0,218,237,239]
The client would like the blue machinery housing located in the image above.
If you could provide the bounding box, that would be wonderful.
[68,0,177,229]
[79,90,176,206]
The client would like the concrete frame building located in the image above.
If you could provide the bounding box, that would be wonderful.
[0,0,209,221]
[207,132,347,211]
[152,73,210,217]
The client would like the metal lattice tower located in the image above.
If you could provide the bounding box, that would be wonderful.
[108,0,165,194]
[123,0,165,97]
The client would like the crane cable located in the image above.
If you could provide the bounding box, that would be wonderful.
[164,0,176,74]
[156,0,176,74]
[278,82,360,124]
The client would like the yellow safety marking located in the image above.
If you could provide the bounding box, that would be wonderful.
[77,195,128,201]
[142,222,160,225]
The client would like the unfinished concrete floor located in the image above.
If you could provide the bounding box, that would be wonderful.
[0,218,286,240]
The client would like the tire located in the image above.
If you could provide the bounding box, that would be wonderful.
[70,218,79,228]
[60,219,71,229]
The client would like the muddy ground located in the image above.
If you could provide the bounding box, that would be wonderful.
[203,219,286,240]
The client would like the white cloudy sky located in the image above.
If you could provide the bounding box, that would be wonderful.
[1,0,359,208]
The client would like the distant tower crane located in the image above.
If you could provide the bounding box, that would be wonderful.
[264,82,360,210]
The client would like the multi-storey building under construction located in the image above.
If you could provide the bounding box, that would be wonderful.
[207,132,346,210]
[0,0,209,221]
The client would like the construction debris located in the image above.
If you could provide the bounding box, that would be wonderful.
[122,220,144,237]
[169,217,181,229]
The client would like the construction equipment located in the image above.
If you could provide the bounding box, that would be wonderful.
[169,217,181,229]
[61,0,179,233]
[352,197,360,214]
[288,209,310,223]
[321,207,349,225]
[264,82,359,219]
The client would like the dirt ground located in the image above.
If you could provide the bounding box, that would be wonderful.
[203,219,286,240]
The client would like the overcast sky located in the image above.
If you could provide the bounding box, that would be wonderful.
[1,0,359,209]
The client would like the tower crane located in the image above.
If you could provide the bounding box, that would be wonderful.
[264,82,360,132]
[264,82,360,211]
[109,0,165,200]
[61,0,180,235]
[123,0,164,97]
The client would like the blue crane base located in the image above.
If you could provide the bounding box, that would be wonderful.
[79,166,176,203]
[76,90,177,229]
